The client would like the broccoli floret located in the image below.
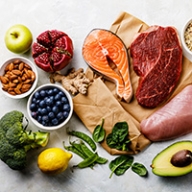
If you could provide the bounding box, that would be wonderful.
[0,110,50,170]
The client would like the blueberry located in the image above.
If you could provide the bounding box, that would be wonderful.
[41,108,48,115]
[54,93,61,101]
[39,100,46,107]
[46,97,54,106]
[42,121,48,126]
[47,89,54,96]
[56,101,62,108]
[48,111,55,119]
[34,91,40,99]
[46,106,52,112]
[63,111,69,119]
[40,90,46,97]
[57,112,64,121]
[30,103,37,111]
[53,88,59,94]
[36,99,41,105]
[42,115,49,122]
[37,116,42,123]
[61,96,68,104]
[63,103,70,112]
[52,106,59,114]
[58,91,64,96]
[32,97,37,103]
[31,112,38,119]
[37,108,42,115]
[52,118,59,125]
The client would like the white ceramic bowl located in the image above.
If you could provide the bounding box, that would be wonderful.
[181,18,192,62]
[27,83,73,131]
[0,57,38,99]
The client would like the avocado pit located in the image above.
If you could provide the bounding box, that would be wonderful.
[170,149,192,167]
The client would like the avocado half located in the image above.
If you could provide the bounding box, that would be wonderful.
[151,140,192,177]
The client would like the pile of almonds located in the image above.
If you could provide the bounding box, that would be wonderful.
[0,59,36,95]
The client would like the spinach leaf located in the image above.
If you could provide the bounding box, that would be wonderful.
[109,155,134,178]
[106,121,130,151]
[92,119,105,143]
[131,162,148,177]
[111,122,128,143]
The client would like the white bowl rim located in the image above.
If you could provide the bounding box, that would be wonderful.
[27,83,73,131]
[0,56,38,99]
[181,18,192,56]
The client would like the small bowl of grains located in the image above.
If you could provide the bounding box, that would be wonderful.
[0,57,38,99]
[181,18,192,61]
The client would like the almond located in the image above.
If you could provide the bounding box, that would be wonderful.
[12,70,22,76]
[18,62,24,71]
[24,63,32,70]
[0,76,9,84]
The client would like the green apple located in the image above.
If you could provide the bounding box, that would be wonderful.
[4,24,33,54]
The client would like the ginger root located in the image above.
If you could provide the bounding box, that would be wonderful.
[50,68,91,95]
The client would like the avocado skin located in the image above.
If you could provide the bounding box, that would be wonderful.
[151,140,192,177]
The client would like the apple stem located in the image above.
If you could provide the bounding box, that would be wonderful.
[10,32,18,38]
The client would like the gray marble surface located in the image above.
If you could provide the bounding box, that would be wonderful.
[0,0,192,192]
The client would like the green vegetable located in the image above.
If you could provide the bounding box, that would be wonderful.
[63,141,87,159]
[109,155,134,178]
[0,110,50,170]
[131,162,148,177]
[67,129,97,151]
[80,141,108,164]
[74,153,98,169]
[106,122,130,151]
[92,119,105,143]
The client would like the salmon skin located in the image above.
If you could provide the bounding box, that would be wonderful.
[82,29,133,103]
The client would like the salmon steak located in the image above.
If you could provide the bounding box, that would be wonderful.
[82,29,133,102]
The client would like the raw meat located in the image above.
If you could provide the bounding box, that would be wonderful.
[82,29,133,102]
[140,85,192,141]
[130,26,182,108]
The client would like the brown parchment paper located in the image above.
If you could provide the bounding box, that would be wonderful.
[72,12,192,155]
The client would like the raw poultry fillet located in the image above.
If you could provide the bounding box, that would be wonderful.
[130,26,182,108]
[82,29,133,102]
[141,85,192,141]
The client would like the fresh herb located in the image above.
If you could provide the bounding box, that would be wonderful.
[131,162,148,177]
[109,155,134,178]
[106,121,130,151]
[92,119,105,143]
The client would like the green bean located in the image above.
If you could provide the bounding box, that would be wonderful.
[74,153,98,169]
[80,141,108,164]
[69,141,88,157]
[63,142,87,159]
[96,156,108,164]
[67,130,97,151]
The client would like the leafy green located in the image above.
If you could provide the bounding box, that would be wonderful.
[92,119,105,143]
[131,162,148,177]
[109,155,134,178]
[106,121,130,151]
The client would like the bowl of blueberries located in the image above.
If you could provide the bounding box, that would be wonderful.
[27,83,73,131]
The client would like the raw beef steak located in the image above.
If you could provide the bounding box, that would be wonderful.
[130,26,182,108]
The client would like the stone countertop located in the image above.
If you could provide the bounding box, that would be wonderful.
[0,0,192,192]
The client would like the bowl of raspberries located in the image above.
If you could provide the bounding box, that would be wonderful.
[27,83,73,131]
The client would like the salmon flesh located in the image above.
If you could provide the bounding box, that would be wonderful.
[82,29,133,102]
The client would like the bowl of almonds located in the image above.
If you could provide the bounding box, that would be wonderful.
[0,57,38,99]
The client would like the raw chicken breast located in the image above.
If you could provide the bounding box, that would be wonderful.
[141,85,192,141]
